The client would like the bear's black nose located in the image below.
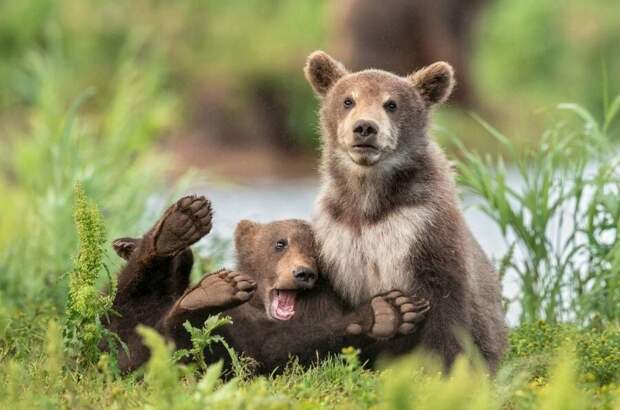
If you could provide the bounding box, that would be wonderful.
[293,266,317,289]
[353,120,378,139]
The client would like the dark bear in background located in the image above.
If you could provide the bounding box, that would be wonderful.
[106,195,429,374]
[333,0,488,107]
[305,51,507,371]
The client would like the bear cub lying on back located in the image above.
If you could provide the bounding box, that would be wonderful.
[106,195,429,374]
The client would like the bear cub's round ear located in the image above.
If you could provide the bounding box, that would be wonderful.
[304,50,348,97]
[408,62,455,107]
[234,220,259,251]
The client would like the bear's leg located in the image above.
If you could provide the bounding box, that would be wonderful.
[145,195,213,257]
[407,274,472,371]
[105,247,182,373]
[170,248,194,298]
[112,237,194,299]
[105,196,212,373]
[113,195,212,297]
[160,269,256,339]
[107,248,197,374]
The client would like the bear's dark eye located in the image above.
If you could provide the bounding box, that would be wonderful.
[343,97,355,109]
[384,100,397,112]
[275,239,288,251]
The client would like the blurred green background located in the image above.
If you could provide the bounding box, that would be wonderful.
[1,0,618,180]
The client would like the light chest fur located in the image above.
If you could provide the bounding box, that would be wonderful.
[313,202,433,306]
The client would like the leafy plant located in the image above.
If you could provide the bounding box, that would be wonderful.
[454,98,620,324]
[173,314,257,378]
[173,314,233,371]
[508,321,620,387]
[67,183,114,320]
[537,345,587,410]
[576,325,620,386]
[63,183,118,369]
[138,325,184,409]
[578,154,620,322]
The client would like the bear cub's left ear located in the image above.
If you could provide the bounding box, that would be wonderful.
[408,62,455,107]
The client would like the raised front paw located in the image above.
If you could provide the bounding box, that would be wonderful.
[177,269,256,311]
[346,290,430,340]
[149,195,213,256]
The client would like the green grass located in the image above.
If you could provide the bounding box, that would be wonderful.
[1,321,619,409]
[449,99,620,325]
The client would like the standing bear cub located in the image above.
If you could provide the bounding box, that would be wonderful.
[106,195,429,374]
[305,51,507,371]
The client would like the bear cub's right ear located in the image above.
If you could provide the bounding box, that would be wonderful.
[234,220,259,251]
[304,50,348,97]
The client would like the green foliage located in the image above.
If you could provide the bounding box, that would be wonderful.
[508,321,620,387]
[138,326,182,408]
[475,0,620,135]
[68,183,113,319]
[0,0,326,152]
[173,315,232,372]
[580,153,620,322]
[0,39,173,308]
[262,349,380,408]
[2,0,619,154]
[2,321,620,409]
[63,183,119,369]
[378,343,619,410]
[454,100,620,324]
[380,347,496,410]
[173,315,259,379]
[538,346,587,410]
[509,321,566,364]
[576,326,620,386]
[44,320,63,392]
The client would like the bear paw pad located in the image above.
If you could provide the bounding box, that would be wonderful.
[179,269,256,311]
[366,291,430,340]
[150,195,213,256]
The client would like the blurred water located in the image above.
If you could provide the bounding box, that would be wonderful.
[194,177,524,324]
[195,178,512,262]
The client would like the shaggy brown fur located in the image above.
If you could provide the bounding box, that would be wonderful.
[105,196,430,374]
[305,51,507,371]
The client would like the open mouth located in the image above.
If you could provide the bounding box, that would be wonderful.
[270,289,297,320]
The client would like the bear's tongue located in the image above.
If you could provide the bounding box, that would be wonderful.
[271,290,296,320]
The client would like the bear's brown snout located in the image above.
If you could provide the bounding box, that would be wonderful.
[292,266,317,289]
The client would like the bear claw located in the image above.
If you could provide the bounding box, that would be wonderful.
[149,195,213,257]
